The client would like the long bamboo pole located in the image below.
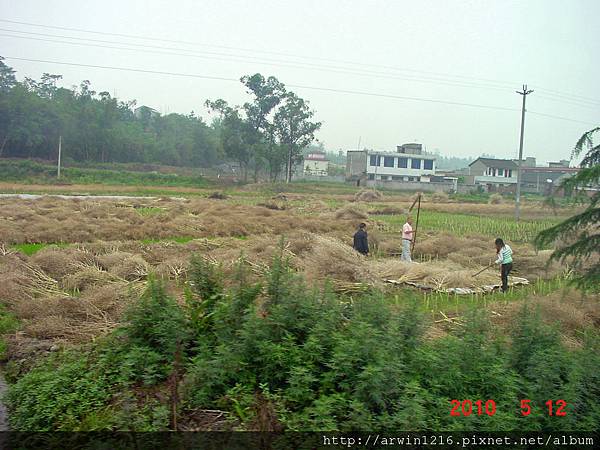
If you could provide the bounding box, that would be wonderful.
[411,193,421,254]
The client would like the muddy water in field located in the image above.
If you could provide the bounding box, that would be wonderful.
[0,193,184,201]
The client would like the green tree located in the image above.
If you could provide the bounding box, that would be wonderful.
[241,74,286,181]
[0,58,219,167]
[206,99,253,181]
[535,126,600,291]
[273,92,322,183]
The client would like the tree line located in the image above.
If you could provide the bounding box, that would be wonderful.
[0,57,321,181]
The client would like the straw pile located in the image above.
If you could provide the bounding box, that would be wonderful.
[335,204,368,220]
[62,264,127,292]
[489,193,503,204]
[368,258,499,288]
[296,234,378,285]
[31,247,96,280]
[429,191,449,203]
[18,281,143,342]
[489,289,600,348]
[354,190,383,202]
[208,191,229,200]
[0,254,65,304]
[368,206,406,216]
[1,248,147,348]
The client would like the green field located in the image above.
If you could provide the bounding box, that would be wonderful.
[0,159,209,188]
[378,210,560,243]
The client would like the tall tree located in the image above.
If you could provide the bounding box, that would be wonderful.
[273,92,322,183]
[241,74,286,181]
[206,99,252,181]
[535,126,600,291]
[0,57,17,93]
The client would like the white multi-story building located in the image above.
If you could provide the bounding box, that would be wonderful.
[346,144,436,183]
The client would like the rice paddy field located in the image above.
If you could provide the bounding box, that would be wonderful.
[1,183,599,432]
[1,186,595,341]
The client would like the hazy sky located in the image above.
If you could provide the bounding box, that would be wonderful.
[1,0,599,163]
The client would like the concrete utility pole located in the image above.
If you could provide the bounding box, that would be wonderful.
[57,135,62,179]
[515,85,533,221]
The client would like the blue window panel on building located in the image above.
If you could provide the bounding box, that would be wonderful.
[411,159,421,169]
[369,155,378,166]
[423,159,433,170]
[398,157,408,168]
[384,156,395,167]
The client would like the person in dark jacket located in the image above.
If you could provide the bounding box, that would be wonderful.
[353,222,369,255]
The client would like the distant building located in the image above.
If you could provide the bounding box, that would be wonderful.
[521,165,579,194]
[512,156,537,168]
[548,159,571,168]
[303,152,329,176]
[346,143,436,183]
[134,105,160,120]
[468,157,518,189]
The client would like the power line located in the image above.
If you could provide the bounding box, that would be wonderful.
[536,87,600,106]
[5,31,600,112]
[0,31,516,93]
[3,18,599,105]
[3,56,239,83]
[0,18,522,88]
[1,55,518,111]
[3,55,596,126]
[535,94,600,110]
[527,110,596,125]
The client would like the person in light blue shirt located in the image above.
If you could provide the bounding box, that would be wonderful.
[495,238,513,292]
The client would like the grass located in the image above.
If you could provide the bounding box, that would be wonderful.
[378,210,559,243]
[0,159,209,188]
[135,207,165,216]
[10,242,71,256]
[0,304,20,359]
[384,275,572,322]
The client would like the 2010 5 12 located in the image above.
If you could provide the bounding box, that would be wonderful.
[450,399,567,416]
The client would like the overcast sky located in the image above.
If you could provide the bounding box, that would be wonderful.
[1,0,599,163]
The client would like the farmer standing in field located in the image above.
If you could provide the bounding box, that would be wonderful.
[401,216,413,262]
[353,222,369,256]
[495,238,513,292]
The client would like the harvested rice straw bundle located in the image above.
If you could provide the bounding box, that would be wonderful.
[155,257,189,280]
[299,234,377,284]
[109,255,149,281]
[334,204,369,220]
[0,244,14,256]
[2,261,67,300]
[62,264,127,292]
[332,280,373,294]
[96,251,136,271]
[367,259,412,279]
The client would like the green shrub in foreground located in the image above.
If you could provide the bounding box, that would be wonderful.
[5,278,188,430]
[5,252,600,431]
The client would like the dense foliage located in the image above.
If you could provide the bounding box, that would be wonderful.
[535,126,600,292]
[5,251,600,431]
[0,58,220,168]
[206,74,321,182]
[0,57,321,181]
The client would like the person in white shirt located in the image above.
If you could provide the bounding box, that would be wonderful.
[495,238,513,292]
[401,216,414,262]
